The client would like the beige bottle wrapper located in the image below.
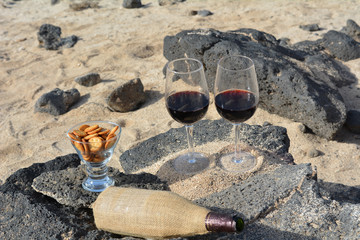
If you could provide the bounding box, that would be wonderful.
[92,187,210,239]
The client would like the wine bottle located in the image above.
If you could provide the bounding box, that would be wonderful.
[92,187,244,239]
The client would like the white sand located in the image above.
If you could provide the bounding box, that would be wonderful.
[1,0,359,195]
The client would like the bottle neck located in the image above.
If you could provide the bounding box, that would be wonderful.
[205,212,244,233]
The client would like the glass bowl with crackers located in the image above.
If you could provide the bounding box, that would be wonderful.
[67,121,121,192]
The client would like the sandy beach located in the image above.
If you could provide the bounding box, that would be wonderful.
[1,0,359,196]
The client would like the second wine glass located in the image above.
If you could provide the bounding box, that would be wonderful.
[214,55,259,173]
[165,58,210,174]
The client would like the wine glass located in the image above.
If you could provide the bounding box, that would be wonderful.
[67,120,121,192]
[214,55,259,173]
[165,58,210,174]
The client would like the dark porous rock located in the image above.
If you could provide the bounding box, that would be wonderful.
[107,78,146,112]
[158,0,185,6]
[318,180,360,204]
[34,88,80,116]
[0,154,169,240]
[123,0,142,8]
[321,30,360,61]
[341,19,360,41]
[120,119,290,173]
[2,142,360,239]
[260,173,360,239]
[37,24,78,50]
[345,110,360,134]
[196,164,315,221]
[196,163,360,239]
[300,23,320,32]
[32,166,169,208]
[304,53,356,87]
[37,24,62,50]
[60,34,78,48]
[163,28,354,139]
[75,72,102,87]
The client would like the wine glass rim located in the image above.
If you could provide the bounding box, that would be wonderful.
[66,120,121,143]
[166,57,204,74]
[217,55,255,72]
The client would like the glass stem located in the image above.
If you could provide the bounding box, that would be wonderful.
[185,125,195,163]
[234,124,243,163]
[86,162,108,180]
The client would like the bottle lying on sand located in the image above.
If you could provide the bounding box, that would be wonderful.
[92,187,244,239]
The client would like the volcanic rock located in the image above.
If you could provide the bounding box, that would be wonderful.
[163,28,357,139]
[34,88,80,116]
[107,78,146,112]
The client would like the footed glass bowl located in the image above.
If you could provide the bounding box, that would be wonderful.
[67,121,121,192]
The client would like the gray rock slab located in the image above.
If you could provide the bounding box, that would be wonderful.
[163,28,354,139]
[32,166,169,208]
[1,153,360,239]
[260,175,360,239]
[107,78,146,112]
[195,163,360,239]
[34,88,80,116]
[195,164,315,221]
[0,154,169,240]
[119,119,290,173]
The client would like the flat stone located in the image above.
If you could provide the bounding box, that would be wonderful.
[107,78,146,112]
[120,119,291,173]
[75,72,102,87]
[163,28,355,139]
[260,175,360,239]
[0,154,169,239]
[195,164,315,221]
[32,166,169,208]
[34,88,80,116]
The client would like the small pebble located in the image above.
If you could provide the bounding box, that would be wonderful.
[297,123,307,133]
[307,148,321,158]
[123,0,142,8]
[300,24,320,32]
[75,73,101,87]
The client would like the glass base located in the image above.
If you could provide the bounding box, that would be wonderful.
[220,151,257,173]
[173,152,209,175]
[82,176,114,192]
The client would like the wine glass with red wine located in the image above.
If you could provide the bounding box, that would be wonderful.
[214,55,259,173]
[165,58,210,174]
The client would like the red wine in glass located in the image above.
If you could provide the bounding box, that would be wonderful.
[215,89,257,123]
[165,58,210,174]
[214,55,259,173]
[166,91,209,125]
